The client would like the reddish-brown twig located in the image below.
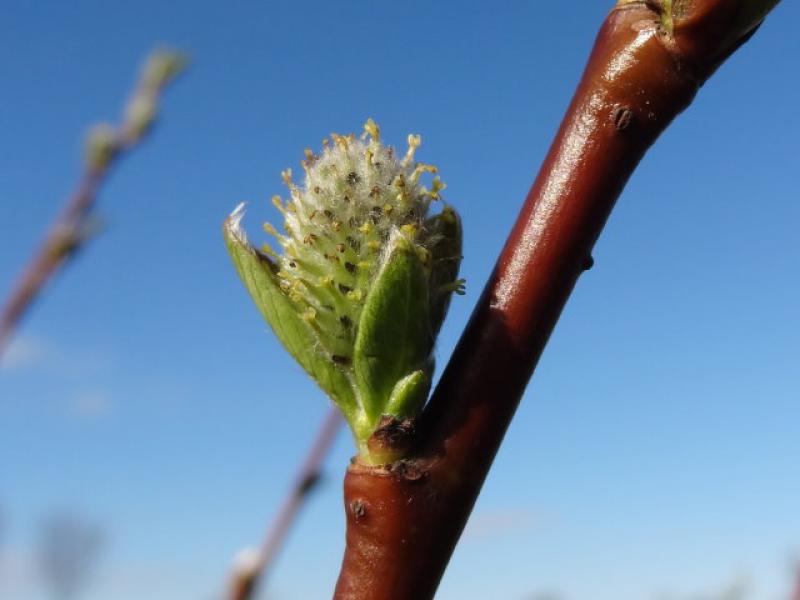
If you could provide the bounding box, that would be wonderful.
[333,2,780,598]
[227,408,342,600]
[0,50,185,360]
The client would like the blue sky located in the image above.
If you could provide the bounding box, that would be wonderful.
[1,1,798,599]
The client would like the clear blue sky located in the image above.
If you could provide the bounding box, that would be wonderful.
[1,2,798,599]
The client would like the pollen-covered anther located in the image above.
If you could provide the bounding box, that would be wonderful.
[271,195,286,214]
[260,242,278,258]
[410,163,438,184]
[262,222,285,244]
[428,176,446,199]
[331,133,350,151]
[362,118,380,141]
[402,134,421,167]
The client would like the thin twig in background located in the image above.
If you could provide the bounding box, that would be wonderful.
[227,408,342,600]
[0,49,186,360]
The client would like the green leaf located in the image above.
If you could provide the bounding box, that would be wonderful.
[384,365,433,418]
[353,233,432,422]
[223,209,358,423]
[425,205,463,337]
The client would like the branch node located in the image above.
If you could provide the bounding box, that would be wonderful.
[611,106,634,131]
[366,415,417,464]
[349,499,367,521]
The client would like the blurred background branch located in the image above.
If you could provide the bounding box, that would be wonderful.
[0,49,186,360]
[226,408,342,600]
[38,512,104,600]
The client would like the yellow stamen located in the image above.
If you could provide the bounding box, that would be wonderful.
[402,134,421,167]
[331,133,349,151]
[260,242,278,258]
[362,118,380,141]
[411,163,438,184]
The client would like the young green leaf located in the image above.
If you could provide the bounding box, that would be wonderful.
[224,205,360,428]
[353,233,432,422]
[425,205,464,338]
[384,366,433,419]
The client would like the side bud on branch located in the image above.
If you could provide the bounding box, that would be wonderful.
[224,120,463,462]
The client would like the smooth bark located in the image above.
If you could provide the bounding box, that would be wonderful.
[333,2,779,598]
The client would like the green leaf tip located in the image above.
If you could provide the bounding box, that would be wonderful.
[224,121,464,460]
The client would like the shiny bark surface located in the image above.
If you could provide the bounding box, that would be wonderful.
[334,2,775,598]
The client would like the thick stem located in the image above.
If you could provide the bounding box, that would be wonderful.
[333,2,779,598]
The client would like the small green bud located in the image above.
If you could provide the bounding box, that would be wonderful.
[385,368,432,419]
[124,93,157,140]
[224,120,463,458]
[84,123,118,171]
[141,50,187,90]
